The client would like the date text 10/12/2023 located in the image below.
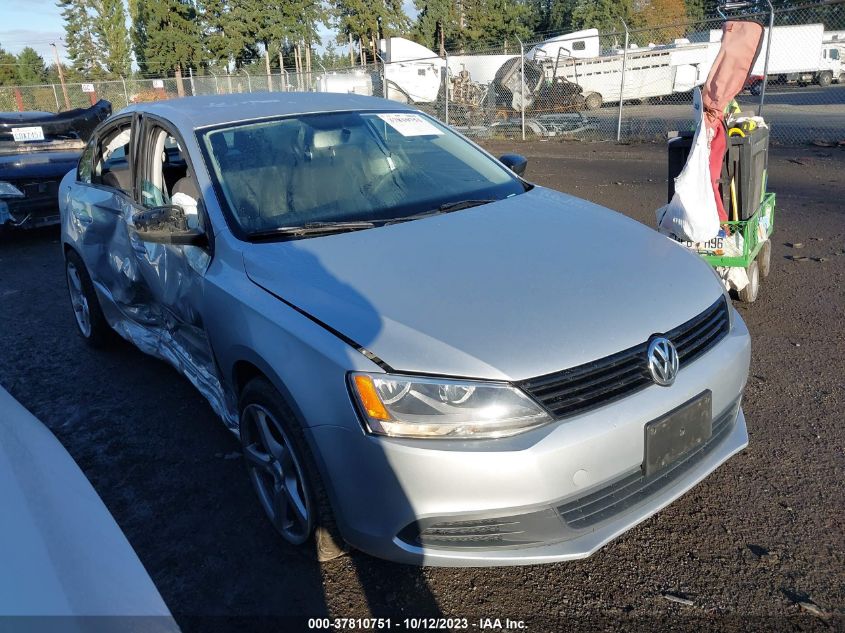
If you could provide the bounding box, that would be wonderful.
[308,617,528,630]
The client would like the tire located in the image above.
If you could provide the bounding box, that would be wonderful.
[238,377,348,562]
[738,259,760,303]
[65,249,115,347]
[818,71,833,87]
[749,81,762,96]
[757,239,772,279]
[584,92,602,110]
[838,73,845,85]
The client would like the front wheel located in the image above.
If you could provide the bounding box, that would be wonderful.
[65,249,114,347]
[817,71,833,87]
[239,378,347,561]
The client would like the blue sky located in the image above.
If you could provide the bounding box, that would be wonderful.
[0,0,68,62]
[0,0,419,66]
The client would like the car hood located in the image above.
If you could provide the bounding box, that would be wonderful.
[243,187,723,381]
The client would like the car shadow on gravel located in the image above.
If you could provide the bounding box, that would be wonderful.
[0,225,444,629]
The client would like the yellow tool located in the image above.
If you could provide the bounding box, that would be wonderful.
[730,177,739,222]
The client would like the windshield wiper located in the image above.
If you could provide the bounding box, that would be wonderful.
[383,199,497,226]
[247,220,376,241]
[437,199,496,212]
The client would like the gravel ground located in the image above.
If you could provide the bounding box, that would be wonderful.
[0,142,842,632]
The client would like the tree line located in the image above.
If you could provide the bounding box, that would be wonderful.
[0,0,840,89]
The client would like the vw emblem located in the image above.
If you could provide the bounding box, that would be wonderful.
[647,337,679,386]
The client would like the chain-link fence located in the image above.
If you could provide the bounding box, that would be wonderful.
[2,2,843,145]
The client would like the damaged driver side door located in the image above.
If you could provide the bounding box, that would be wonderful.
[125,116,233,424]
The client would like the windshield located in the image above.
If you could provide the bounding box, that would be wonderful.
[199,111,526,237]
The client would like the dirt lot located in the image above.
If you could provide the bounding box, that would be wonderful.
[0,142,842,632]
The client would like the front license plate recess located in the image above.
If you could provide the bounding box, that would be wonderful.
[643,391,712,477]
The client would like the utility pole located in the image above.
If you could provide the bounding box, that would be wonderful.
[51,42,71,111]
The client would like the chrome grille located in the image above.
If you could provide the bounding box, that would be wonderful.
[557,399,739,529]
[518,297,730,419]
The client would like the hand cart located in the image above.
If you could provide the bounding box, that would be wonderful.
[665,0,777,303]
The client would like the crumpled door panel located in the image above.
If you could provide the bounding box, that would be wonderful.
[67,178,237,429]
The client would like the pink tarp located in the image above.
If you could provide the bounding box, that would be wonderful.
[701,20,764,222]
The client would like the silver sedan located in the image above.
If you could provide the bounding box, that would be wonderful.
[59,93,750,565]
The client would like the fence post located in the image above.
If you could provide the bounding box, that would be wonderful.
[227,73,233,94]
[120,76,129,108]
[212,71,219,94]
[444,51,449,125]
[242,68,252,92]
[189,67,196,96]
[51,84,60,111]
[758,0,775,117]
[616,20,629,142]
[517,36,525,141]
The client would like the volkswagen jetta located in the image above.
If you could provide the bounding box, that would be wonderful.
[59,93,750,565]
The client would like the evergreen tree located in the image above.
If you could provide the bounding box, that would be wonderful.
[456,0,534,50]
[129,0,150,73]
[0,45,18,86]
[198,0,262,70]
[94,0,131,76]
[412,0,458,53]
[142,0,203,94]
[571,0,634,34]
[529,0,577,37]
[16,47,48,85]
[332,0,409,62]
[58,0,104,77]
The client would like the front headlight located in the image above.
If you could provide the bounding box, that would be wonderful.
[349,372,552,439]
[0,182,24,199]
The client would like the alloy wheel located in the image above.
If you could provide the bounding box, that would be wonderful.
[66,261,92,337]
[241,403,314,544]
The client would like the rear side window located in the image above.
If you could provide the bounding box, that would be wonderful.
[77,138,96,184]
[93,123,133,195]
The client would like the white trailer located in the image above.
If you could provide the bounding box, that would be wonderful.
[534,41,716,108]
[315,38,444,105]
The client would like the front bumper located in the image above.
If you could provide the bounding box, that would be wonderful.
[309,312,751,566]
[0,180,62,228]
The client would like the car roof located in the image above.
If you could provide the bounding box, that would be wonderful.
[121,92,417,130]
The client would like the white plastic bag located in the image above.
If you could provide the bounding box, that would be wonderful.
[656,88,720,242]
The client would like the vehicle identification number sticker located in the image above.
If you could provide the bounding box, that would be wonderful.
[12,126,45,142]
[377,113,442,136]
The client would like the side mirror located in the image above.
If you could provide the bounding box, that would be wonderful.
[499,153,528,176]
[133,205,208,247]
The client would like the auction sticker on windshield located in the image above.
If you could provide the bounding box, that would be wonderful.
[377,113,443,137]
[12,126,45,142]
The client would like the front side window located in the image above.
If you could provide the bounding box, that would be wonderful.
[200,111,525,238]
